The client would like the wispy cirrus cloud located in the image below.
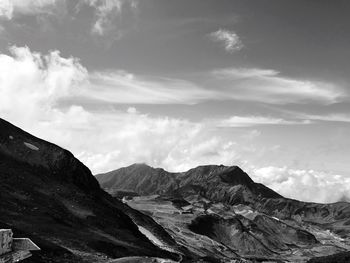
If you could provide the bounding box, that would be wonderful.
[299,113,350,123]
[274,108,350,124]
[209,28,243,53]
[87,70,216,104]
[215,116,310,128]
[212,68,344,104]
[85,67,345,106]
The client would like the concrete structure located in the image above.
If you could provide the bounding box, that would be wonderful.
[0,230,12,256]
[0,229,40,262]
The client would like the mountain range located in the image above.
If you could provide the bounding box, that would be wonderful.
[97,163,350,262]
[0,118,350,262]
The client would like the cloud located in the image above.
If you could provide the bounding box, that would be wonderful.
[278,109,350,124]
[251,166,350,203]
[0,0,60,19]
[212,68,344,104]
[76,113,243,173]
[299,113,350,123]
[0,45,242,174]
[1,45,349,205]
[87,70,216,104]
[85,67,343,106]
[82,0,138,36]
[215,116,310,127]
[209,29,243,53]
[0,45,87,124]
[126,106,138,114]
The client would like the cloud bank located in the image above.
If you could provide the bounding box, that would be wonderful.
[251,166,350,203]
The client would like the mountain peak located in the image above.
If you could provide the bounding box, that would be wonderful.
[217,165,255,187]
[129,163,154,169]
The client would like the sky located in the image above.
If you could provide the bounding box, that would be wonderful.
[0,0,350,203]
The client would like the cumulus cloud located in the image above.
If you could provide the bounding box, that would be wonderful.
[0,46,87,124]
[251,166,350,203]
[76,114,242,173]
[0,45,242,174]
[82,0,138,36]
[0,0,60,19]
[212,68,343,104]
[209,29,243,53]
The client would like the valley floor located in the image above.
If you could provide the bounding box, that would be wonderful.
[123,195,350,263]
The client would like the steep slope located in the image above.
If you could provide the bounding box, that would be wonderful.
[0,119,180,262]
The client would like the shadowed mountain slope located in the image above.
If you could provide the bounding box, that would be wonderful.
[0,119,181,263]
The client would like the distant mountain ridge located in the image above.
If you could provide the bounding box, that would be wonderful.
[97,163,282,203]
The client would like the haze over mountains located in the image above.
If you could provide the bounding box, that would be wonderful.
[1,117,350,263]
